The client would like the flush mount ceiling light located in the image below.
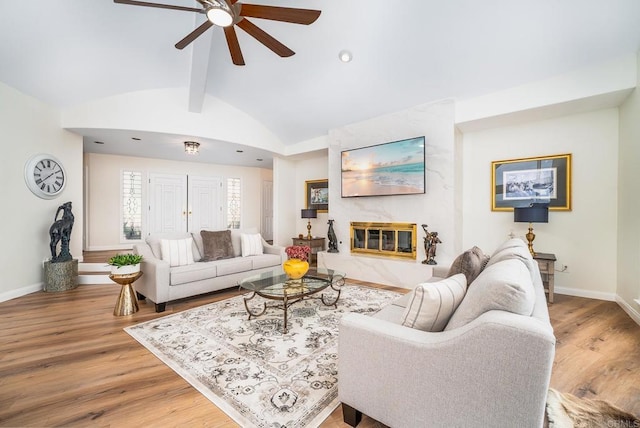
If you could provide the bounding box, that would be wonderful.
[184,141,200,155]
[204,0,234,27]
[338,49,353,62]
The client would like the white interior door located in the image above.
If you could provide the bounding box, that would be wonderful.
[261,180,273,241]
[188,175,223,232]
[148,173,187,235]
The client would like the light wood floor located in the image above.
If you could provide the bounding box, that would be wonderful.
[1,279,638,427]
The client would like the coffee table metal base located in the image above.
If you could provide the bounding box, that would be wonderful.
[243,279,342,334]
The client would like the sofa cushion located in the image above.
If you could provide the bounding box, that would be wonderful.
[447,246,489,285]
[147,233,201,261]
[485,243,538,283]
[250,253,282,270]
[400,274,467,332]
[216,258,254,276]
[445,258,535,330]
[160,238,195,267]
[170,262,217,286]
[491,238,528,257]
[200,230,234,261]
[241,233,264,257]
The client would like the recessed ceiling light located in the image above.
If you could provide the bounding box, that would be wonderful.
[93,141,105,145]
[338,50,353,63]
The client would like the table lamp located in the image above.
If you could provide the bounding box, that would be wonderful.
[301,209,317,239]
[514,203,549,256]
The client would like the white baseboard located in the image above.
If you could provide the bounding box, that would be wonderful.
[616,296,640,327]
[554,286,616,302]
[0,282,43,303]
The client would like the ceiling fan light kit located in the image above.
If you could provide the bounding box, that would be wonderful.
[204,0,234,27]
[114,0,321,65]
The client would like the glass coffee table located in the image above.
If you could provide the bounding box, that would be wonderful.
[239,268,345,333]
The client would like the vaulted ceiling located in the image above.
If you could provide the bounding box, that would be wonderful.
[1,0,639,166]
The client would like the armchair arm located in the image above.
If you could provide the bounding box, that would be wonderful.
[338,311,554,427]
[133,243,170,304]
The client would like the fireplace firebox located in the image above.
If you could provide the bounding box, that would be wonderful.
[350,222,417,260]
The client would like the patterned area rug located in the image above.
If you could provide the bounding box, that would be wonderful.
[125,284,400,427]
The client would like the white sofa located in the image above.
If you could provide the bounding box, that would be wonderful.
[133,229,286,312]
[338,238,556,427]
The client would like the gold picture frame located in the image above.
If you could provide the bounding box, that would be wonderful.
[491,153,572,211]
[305,179,328,213]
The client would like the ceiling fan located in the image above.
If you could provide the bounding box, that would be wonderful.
[114,0,321,66]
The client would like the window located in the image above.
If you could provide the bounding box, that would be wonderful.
[122,171,142,241]
[227,177,241,229]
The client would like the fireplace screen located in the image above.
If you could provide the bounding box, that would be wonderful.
[350,222,416,259]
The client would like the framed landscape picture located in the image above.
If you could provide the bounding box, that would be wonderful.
[305,179,328,213]
[491,153,572,211]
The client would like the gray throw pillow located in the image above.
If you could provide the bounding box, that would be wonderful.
[447,246,489,285]
[200,230,234,261]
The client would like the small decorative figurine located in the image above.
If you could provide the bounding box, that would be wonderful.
[421,224,442,265]
[327,219,339,253]
[49,202,74,263]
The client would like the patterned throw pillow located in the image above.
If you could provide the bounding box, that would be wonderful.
[241,233,264,257]
[400,274,467,332]
[447,246,489,285]
[200,230,235,261]
[160,237,195,267]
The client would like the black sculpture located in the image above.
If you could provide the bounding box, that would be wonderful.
[421,224,442,265]
[327,219,339,253]
[49,201,74,263]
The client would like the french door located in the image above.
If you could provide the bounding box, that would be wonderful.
[148,173,223,235]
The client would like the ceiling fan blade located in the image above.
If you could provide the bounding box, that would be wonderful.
[240,4,321,25]
[224,27,245,66]
[237,18,294,57]
[175,20,213,49]
[114,0,202,13]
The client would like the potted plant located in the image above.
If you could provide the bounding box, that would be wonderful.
[108,253,143,275]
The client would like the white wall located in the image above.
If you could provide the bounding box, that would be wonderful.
[84,153,271,250]
[617,52,640,321]
[0,82,83,300]
[462,108,620,299]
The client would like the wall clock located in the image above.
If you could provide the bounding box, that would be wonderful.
[24,154,66,199]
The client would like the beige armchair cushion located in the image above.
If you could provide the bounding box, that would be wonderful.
[445,258,535,330]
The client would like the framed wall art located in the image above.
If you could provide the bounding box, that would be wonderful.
[491,153,572,211]
[305,179,328,213]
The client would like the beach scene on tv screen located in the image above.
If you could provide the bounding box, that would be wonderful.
[341,137,425,197]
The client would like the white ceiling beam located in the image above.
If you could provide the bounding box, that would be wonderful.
[187,18,213,113]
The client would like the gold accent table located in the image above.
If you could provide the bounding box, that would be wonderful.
[109,272,143,316]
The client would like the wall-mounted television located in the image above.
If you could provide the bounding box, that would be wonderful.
[341,136,425,198]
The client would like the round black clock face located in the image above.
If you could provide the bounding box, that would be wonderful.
[24,154,66,199]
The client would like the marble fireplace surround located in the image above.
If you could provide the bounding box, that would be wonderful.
[322,99,461,289]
